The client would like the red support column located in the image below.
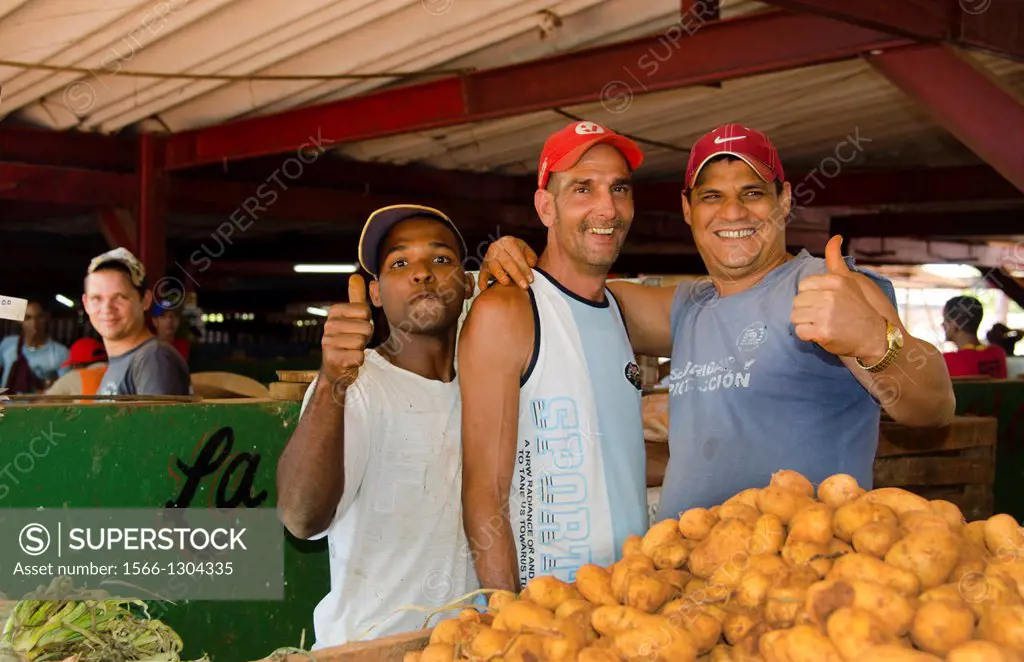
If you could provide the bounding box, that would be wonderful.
[137,134,168,284]
[867,44,1024,194]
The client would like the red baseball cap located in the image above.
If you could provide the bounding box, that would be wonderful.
[537,121,644,189]
[685,124,784,190]
[63,338,107,368]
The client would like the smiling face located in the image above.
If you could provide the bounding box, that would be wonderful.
[682,156,792,285]
[369,216,471,336]
[536,144,635,273]
[83,267,151,342]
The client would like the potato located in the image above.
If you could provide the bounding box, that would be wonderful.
[988,555,1024,599]
[503,633,547,662]
[722,608,763,646]
[950,541,988,586]
[757,485,812,525]
[833,499,898,542]
[591,605,651,636]
[725,487,763,510]
[657,568,691,592]
[623,534,643,557]
[782,539,830,575]
[961,573,1023,618]
[689,518,753,579]
[575,564,619,606]
[919,582,968,605]
[701,603,730,624]
[853,645,943,661]
[806,579,915,636]
[556,598,594,620]
[929,499,964,529]
[492,600,557,632]
[818,473,865,509]
[662,606,721,654]
[747,553,788,579]
[488,589,518,612]
[758,628,790,662]
[719,502,762,528]
[826,606,895,661]
[543,615,589,662]
[418,643,455,662]
[578,646,622,662]
[643,518,684,556]
[985,514,1024,558]
[710,561,750,590]
[899,511,951,534]
[709,644,736,662]
[611,555,655,602]
[948,640,1024,662]
[963,520,987,547]
[860,488,931,516]
[652,541,692,570]
[789,503,835,545]
[828,553,920,597]
[625,571,675,613]
[429,618,465,646]
[910,599,974,656]
[736,570,772,609]
[978,605,1024,653]
[613,616,699,662]
[852,522,901,558]
[679,508,718,541]
[467,627,514,658]
[765,566,819,629]
[770,469,815,498]
[522,575,581,611]
[785,624,844,662]
[884,527,961,590]
[750,513,786,556]
[828,537,854,556]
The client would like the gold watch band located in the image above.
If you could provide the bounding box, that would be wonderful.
[856,321,899,373]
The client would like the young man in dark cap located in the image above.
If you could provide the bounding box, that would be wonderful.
[276,204,478,649]
[479,123,956,519]
[459,121,650,592]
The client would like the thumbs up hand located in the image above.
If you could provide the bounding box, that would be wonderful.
[791,235,888,361]
[321,274,374,389]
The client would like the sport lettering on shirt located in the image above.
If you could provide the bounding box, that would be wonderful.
[518,396,593,584]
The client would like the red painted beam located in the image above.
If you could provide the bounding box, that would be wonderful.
[98,208,138,253]
[137,135,168,283]
[0,126,135,171]
[760,0,1023,60]
[0,163,134,206]
[867,44,1024,195]
[161,11,910,170]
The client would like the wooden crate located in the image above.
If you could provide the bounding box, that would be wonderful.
[256,629,432,662]
[875,415,998,521]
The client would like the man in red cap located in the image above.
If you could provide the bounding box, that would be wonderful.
[459,120,649,592]
[477,123,955,521]
[45,338,108,396]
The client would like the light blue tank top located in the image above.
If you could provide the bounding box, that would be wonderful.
[657,251,898,520]
[513,268,647,582]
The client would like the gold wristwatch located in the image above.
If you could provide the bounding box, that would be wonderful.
[856,320,903,373]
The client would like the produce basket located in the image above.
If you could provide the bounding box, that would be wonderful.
[253,629,432,662]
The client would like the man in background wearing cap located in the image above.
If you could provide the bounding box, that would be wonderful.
[479,123,955,519]
[459,121,649,592]
[83,248,191,397]
[276,205,478,648]
[45,338,108,396]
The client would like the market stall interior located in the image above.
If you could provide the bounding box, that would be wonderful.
[1,0,1024,659]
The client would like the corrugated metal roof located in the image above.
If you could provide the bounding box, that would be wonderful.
[1,0,1022,178]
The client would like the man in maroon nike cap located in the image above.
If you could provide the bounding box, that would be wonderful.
[459,120,650,591]
[476,122,955,521]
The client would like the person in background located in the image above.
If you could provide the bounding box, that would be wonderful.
[45,338,108,396]
[152,302,191,363]
[459,121,649,592]
[276,205,478,649]
[988,323,1024,380]
[82,248,191,396]
[942,295,1007,379]
[0,301,69,394]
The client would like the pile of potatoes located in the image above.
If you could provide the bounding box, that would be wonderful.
[404,470,1024,661]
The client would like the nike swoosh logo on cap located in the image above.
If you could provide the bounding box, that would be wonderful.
[714,135,746,144]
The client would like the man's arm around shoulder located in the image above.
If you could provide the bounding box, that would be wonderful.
[459,286,533,592]
[607,281,675,358]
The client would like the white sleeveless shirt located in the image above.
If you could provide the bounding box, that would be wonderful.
[511,268,647,587]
